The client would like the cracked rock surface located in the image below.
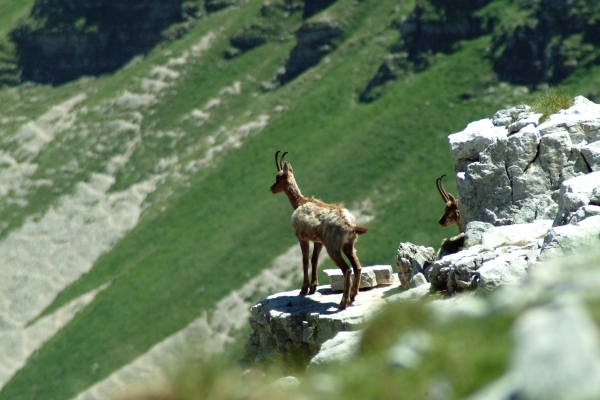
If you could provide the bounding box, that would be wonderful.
[451,96,600,228]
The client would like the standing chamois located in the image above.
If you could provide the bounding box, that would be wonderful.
[270,151,368,309]
[436,174,465,258]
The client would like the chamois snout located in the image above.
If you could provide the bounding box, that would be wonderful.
[439,202,459,227]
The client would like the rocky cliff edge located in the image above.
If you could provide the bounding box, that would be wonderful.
[241,97,600,396]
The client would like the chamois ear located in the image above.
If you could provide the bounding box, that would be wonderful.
[283,162,289,175]
[287,163,293,173]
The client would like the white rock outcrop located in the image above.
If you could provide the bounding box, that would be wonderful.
[451,96,600,228]
[242,97,600,372]
[428,98,600,294]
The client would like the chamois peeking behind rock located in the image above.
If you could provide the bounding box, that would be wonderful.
[270,151,368,309]
[436,174,465,259]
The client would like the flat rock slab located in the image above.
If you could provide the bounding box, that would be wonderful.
[242,281,417,369]
[324,265,397,291]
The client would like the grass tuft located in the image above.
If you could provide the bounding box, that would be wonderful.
[531,87,573,123]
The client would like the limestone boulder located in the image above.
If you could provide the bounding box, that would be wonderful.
[582,141,600,171]
[308,330,363,368]
[396,243,436,290]
[448,96,600,228]
[539,215,600,261]
[553,171,600,226]
[477,248,534,293]
[492,105,531,127]
[430,220,549,293]
[448,119,507,173]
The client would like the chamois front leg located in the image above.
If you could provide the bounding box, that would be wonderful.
[310,242,323,294]
[299,240,310,295]
[343,242,362,301]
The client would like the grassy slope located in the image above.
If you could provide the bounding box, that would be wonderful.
[1,0,599,399]
[0,1,35,37]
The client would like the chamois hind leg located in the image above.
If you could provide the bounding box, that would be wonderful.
[299,240,310,295]
[343,242,362,301]
[309,242,323,294]
[327,246,352,309]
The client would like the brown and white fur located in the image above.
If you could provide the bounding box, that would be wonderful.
[270,151,368,309]
[436,174,465,259]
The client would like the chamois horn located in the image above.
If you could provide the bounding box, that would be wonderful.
[437,175,450,202]
[280,151,289,168]
[275,150,282,170]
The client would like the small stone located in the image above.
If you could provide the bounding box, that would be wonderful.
[324,268,376,291]
[507,112,542,133]
[553,171,600,225]
[370,265,395,285]
[409,273,427,288]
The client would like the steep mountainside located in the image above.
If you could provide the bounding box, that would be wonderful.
[0,0,598,399]
[11,0,185,84]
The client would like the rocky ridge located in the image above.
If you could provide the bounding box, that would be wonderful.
[241,97,600,380]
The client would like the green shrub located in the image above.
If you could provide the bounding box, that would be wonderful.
[531,87,573,123]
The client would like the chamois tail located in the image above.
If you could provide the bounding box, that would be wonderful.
[354,225,368,235]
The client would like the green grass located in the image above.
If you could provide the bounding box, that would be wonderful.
[0,0,599,399]
[0,0,35,37]
[531,86,574,123]
[319,301,514,400]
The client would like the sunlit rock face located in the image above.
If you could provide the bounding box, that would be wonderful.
[450,96,600,228]
[431,96,600,294]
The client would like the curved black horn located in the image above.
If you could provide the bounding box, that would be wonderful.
[280,151,289,166]
[437,174,449,202]
[275,150,282,170]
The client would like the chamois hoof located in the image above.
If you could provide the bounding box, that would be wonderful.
[299,288,309,295]
[338,300,349,309]
[309,285,317,294]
